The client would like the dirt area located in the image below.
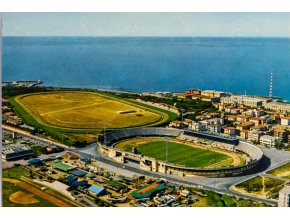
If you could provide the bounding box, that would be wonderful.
[9,191,39,204]
[3,178,71,207]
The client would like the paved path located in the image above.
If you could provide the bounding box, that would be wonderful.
[262,174,290,183]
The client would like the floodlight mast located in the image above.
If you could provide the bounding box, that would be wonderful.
[179,108,186,129]
[165,136,169,163]
[103,123,108,147]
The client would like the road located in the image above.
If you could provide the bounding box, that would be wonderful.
[5,125,289,205]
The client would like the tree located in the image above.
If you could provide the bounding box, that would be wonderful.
[274,142,284,150]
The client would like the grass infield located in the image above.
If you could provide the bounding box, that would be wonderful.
[9,91,178,145]
[115,138,234,168]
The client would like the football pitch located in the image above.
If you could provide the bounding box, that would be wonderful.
[115,138,236,168]
[14,91,172,129]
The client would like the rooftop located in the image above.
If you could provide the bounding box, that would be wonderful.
[53,161,77,172]
[2,144,33,155]
[279,185,290,194]
[88,185,106,195]
[224,126,236,130]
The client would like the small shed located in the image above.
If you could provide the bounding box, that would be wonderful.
[72,180,88,187]
[86,172,95,178]
[88,185,106,197]
[28,158,44,165]
[70,169,87,177]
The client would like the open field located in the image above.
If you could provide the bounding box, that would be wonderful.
[115,138,241,168]
[18,92,164,129]
[267,162,290,179]
[10,91,178,145]
[232,176,286,199]
[2,167,77,207]
[2,181,58,207]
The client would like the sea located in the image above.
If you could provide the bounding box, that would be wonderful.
[3,37,290,101]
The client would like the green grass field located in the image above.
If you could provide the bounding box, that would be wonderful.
[267,162,290,179]
[115,138,233,168]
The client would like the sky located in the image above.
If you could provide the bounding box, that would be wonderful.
[2,13,290,37]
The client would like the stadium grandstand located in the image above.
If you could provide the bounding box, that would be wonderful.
[97,127,263,177]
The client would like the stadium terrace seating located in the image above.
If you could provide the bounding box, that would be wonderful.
[98,127,183,146]
[98,127,263,169]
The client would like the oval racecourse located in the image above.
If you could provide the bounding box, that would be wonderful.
[12,91,175,130]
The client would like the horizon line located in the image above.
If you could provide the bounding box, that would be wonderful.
[2,35,290,38]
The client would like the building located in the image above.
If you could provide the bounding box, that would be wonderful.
[201,90,228,98]
[227,115,236,121]
[249,117,266,126]
[53,160,77,172]
[207,112,220,118]
[223,127,236,136]
[253,110,265,117]
[199,118,223,133]
[271,113,281,123]
[225,107,240,114]
[6,118,23,125]
[187,89,201,95]
[87,185,106,197]
[191,122,207,132]
[169,120,182,128]
[281,116,290,126]
[265,102,290,113]
[278,185,290,207]
[248,130,263,143]
[221,95,266,107]
[2,98,9,106]
[80,156,91,164]
[260,135,280,147]
[236,122,255,131]
[200,96,220,103]
[273,128,289,143]
[250,124,269,132]
[183,119,194,129]
[240,129,249,140]
[236,114,252,122]
[2,144,34,161]
[180,190,190,198]
[208,123,221,133]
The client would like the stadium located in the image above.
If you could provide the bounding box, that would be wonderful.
[97,127,264,177]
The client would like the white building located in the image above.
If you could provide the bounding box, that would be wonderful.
[201,90,228,98]
[278,185,290,207]
[260,135,280,147]
[192,122,207,132]
[202,118,222,133]
[265,102,290,113]
[221,95,270,108]
[281,116,290,126]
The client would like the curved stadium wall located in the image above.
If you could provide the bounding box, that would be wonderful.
[98,127,263,177]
